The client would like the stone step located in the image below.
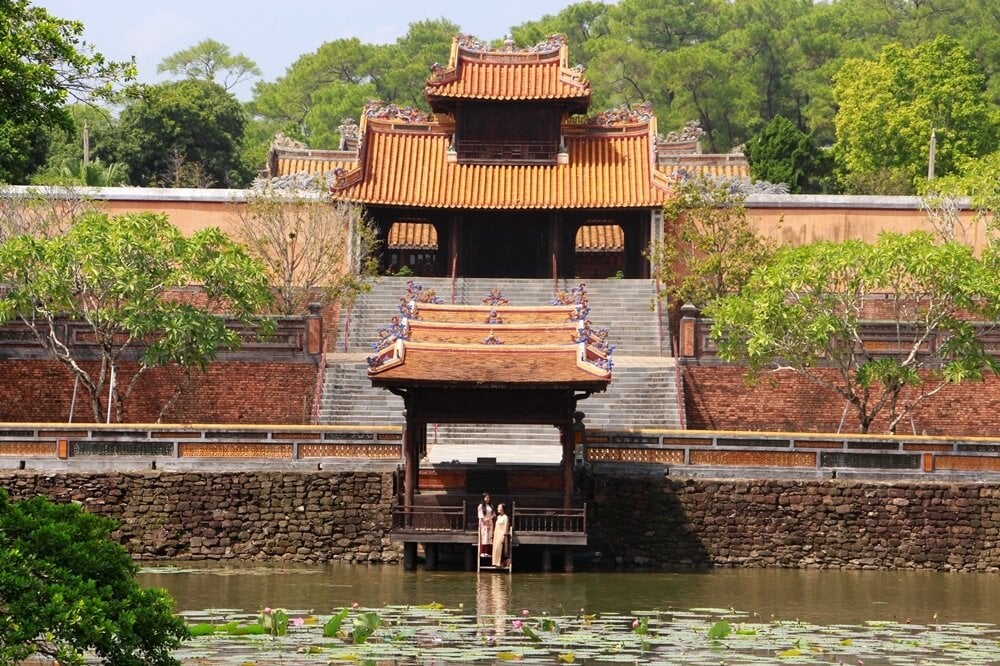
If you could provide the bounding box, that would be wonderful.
[317,356,683,432]
[337,276,666,356]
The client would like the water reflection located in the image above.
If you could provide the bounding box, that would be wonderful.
[476,573,511,640]
[140,563,1000,626]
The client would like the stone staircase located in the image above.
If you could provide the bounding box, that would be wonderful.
[336,277,667,356]
[319,277,684,461]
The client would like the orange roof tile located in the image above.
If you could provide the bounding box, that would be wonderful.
[414,303,580,325]
[370,344,608,386]
[426,35,590,104]
[368,283,612,388]
[576,224,624,252]
[656,153,750,180]
[271,148,357,178]
[387,221,438,249]
[333,120,673,209]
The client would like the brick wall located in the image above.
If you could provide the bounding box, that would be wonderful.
[682,366,1000,435]
[0,360,318,424]
[589,474,1000,571]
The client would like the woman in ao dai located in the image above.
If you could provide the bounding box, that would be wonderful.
[492,503,509,567]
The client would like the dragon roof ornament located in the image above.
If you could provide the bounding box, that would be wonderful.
[591,101,655,126]
[455,33,567,55]
[661,120,704,144]
[363,101,433,124]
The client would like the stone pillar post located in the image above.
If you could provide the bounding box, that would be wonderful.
[306,302,323,355]
[679,302,700,359]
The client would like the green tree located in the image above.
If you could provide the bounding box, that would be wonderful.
[249,37,377,147]
[746,115,832,193]
[510,1,612,71]
[157,38,262,91]
[708,232,1000,433]
[0,0,135,183]
[654,42,758,152]
[234,184,379,315]
[0,489,187,664]
[249,21,454,148]
[368,19,457,109]
[833,36,999,192]
[652,178,774,308]
[112,79,250,187]
[0,211,273,422]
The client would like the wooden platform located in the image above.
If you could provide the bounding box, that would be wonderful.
[391,501,587,571]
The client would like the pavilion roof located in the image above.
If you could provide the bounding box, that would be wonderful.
[329,107,673,210]
[367,283,612,389]
[425,35,590,109]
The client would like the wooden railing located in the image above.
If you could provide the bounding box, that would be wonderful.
[682,315,1000,362]
[0,424,402,462]
[391,503,467,531]
[583,429,1000,476]
[457,140,559,164]
[0,314,322,360]
[512,503,587,534]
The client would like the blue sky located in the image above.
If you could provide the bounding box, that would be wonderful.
[40,0,602,99]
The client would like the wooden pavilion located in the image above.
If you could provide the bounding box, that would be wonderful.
[325,34,673,280]
[367,282,612,570]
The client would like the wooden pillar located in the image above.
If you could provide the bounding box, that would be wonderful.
[563,548,575,573]
[541,546,552,573]
[561,416,575,510]
[403,542,418,571]
[449,212,461,279]
[548,212,560,281]
[425,543,438,571]
[403,405,417,518]
[465,546,476,571]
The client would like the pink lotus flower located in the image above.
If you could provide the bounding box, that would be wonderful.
[263,607,271,614]
[352,602,360,609]
[521,609,529,616]
[632,618,639,629]
[293,617,305,627]
[512,620,523,630]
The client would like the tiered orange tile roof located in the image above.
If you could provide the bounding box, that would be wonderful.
[332,117,672,209]
[425,35,589,105]
[368,283,612,388]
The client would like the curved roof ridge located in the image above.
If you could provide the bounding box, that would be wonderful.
[426,34,590,103]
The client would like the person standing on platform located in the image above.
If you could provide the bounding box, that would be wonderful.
[477,493,494,559]
[492,503,509,567]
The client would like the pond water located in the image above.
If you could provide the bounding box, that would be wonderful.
[140,564,1000,664]
[141,562,1000,626]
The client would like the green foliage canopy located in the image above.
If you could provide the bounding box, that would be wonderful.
[653,178,775,308]
[0,0,135,183]
[249,20,456,148]
[0,489,187,664]
[746,115,832,193]
[707,232,1000,433]
[157,38,262,91]
[112,79,250,187]
[0,211,273,422]
[833,36,999,191]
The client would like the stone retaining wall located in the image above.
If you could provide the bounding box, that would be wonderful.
[4,470,999,571]
[588,472,1000,572]
[0,471,400,563]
